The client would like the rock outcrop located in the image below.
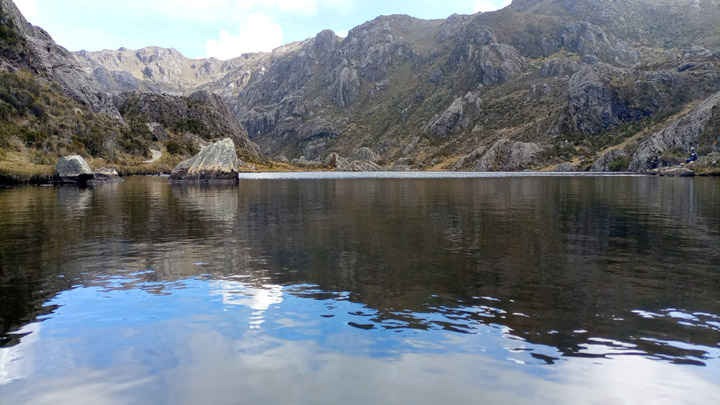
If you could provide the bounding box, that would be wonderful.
[56,155,94,184]
[473,139,545,172]
[169,138,240,182]
[427,92,482,138]
[323,151,384,172]
[629,91,720,172]
[0,0,121,120]
[657,167,694,177]
[591,149,629,172]
[114,91,260,157]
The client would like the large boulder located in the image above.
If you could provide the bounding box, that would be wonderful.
[56,155,94,184]
[169,138,240,182]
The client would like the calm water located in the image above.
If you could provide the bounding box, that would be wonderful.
[0,175,719,404]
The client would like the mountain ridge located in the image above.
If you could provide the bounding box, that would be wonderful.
[3,0,720,178]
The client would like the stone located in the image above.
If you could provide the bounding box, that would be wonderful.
[291,156,323,168]
[350,147,381,162]
[56,155,94,184]
[427,92,482,138]
[324,152,350,169]
[473,139,545,172]
[657,167,695,177]
[90,167,122,183]
[169,138,239,182]
[553,163,577,172]
[591,149,628,172]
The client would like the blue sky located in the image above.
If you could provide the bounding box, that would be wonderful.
[13,0,511,60]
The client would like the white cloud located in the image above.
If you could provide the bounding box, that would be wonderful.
[13,0,39,20]
[206,12,283,59]
[473,0,512,13]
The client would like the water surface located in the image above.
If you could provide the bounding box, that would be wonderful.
[1,175,719,404]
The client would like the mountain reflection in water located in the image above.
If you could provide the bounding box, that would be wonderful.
[0,175,719,403]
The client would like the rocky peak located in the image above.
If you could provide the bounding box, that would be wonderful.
[0,0,121,120]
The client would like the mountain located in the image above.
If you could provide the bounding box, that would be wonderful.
[3,0,720,178]
[0,0,259,184]
[75,0,720,172]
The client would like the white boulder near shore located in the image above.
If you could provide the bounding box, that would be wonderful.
[169,138,240,182]
[56,155,121,184]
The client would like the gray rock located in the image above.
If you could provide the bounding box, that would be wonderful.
[56,155,95,184]
[657,167,695,177]
[630,91,720,172]
[169,138,240,182]
[324,152,383,171]
[291,156,323,168]
[350,147,381,162]
[329,66,360,107]
[146,123,168,141]
[591,149,628,172]
[275,155,290,163]
[89,167,122,184]
[427,92,482,138]
[324,152,350,169]
[540,58,580,78]
[0,0,122,120]
[473,139,545,171]
[452,146,487,171]
[553,163,578,172]
[345,160,384,172]
[303,142,327,161]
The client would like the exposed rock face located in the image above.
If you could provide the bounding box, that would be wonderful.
[0,0,121,120]
[74,46,233,95]
[56,155,94,184]
[427,92,482,138]
[591,149,629,172]
[324,151,384,172]
[473,139,545,172]
[291,156,323,168]
[452,146,488,171]
[169,138,240,182]
[629,91,720,172]
[553,163,577,172]
[440,21,525,86]
[556,22,640,66]
[540,58,580,78]
[114,91,260,157]
[350,147,381,162]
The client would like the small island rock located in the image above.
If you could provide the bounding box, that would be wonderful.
[169,138,240,182]
[90,167,122,184]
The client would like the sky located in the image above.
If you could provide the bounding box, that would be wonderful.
[12,0,512,60]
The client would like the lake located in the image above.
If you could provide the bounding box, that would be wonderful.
[1,174,719,404]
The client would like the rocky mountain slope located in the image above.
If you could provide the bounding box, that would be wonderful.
[3,0,720,176]
[75,0,720,172]
[0,0,260,183]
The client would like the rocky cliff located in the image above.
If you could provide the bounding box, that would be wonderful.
[0,0,120,120]
[72,0,720,172]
